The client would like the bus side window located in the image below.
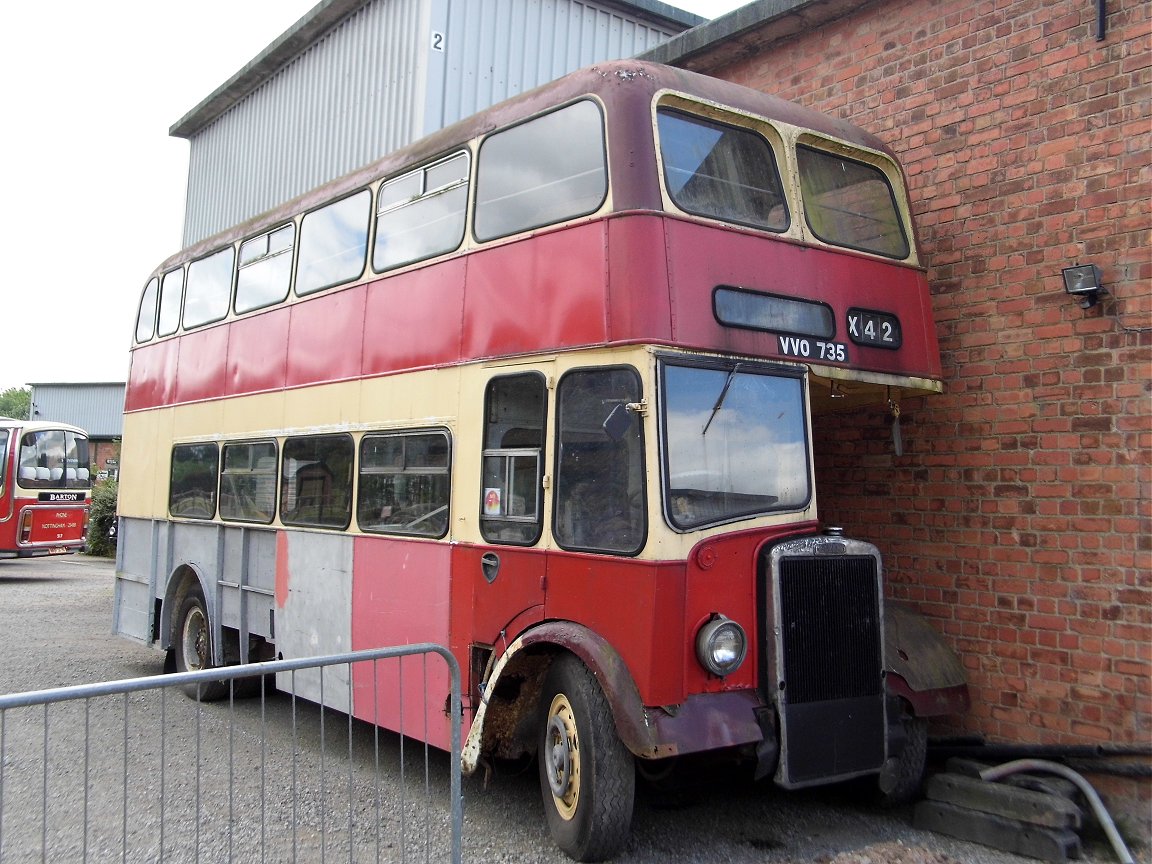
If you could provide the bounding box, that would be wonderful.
[136,277,159,344]
[296,190,371,296]
[554,368,645,555]
[480,374,546,545]
[170,443,219,519]
[280,434,354,529]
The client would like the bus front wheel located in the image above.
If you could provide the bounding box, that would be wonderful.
[174,586,229,702]
[537,653,634,862]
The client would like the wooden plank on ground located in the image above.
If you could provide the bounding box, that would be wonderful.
[914,800,1082,863]
[926,772,1083,830]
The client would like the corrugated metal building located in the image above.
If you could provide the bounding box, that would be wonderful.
[28,383,125,439]
[172,0,703,246]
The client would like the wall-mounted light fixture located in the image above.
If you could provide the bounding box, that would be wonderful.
[1061,264,1107,309]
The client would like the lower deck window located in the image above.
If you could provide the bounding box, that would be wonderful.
[280,435,354,529]
[219,441,278,523]
[358,431,450,537]
[170,443,219,519]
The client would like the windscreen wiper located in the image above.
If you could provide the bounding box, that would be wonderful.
[702,364,741,436]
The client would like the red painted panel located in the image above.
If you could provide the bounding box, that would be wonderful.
[544,554,686,707]
[227,309,289,396]
[362,259,467,375]
[24,504,87,545]
[124,340,179,412]
[350,535,454,749]
[606,214,673,343]
[173,326,231,405]
[286,286,366,387]
[664,220,943,381]
[462,223,609,359]
[448,544,546,657]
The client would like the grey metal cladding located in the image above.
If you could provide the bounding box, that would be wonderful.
[179,0,689,247]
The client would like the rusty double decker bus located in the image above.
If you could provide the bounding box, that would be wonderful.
[114,61,968,860]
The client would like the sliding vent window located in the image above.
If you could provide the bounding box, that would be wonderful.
[236,225,295,313]
[480,374,546,545]
[296,190,371,296]
[474,101,607,241]
[657,109,788,232]
[219,441,278,523]
[797,145,909,259]
[358,432,450,537]
[183,247,235,329]
[374,153,469,272]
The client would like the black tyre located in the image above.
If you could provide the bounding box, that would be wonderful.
[875,702,928,806]
[174,586,229,702]
[538,654,635,862]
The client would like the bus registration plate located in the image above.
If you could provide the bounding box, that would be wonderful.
[777,336,847,363]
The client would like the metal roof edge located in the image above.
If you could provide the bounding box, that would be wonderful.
[170,0,705,140]
[637,0,872,71]
[170,0,367,139]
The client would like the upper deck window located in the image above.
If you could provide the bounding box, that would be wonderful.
[296,190,371,296]
[157,268,184,338]
[474,100,607,242]
[236,225,295,314]
[135,277,159,344]
[374,152,469,273]
[797,145,909,259]
[183,247,235,329]
[657,109,788,232]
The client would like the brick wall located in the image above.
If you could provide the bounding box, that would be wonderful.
[690,0,1150,824]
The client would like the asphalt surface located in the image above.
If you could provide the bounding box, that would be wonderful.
[0,553,1143,863]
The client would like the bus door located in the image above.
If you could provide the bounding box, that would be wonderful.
[462,370,551,692]
[544,366,646,627]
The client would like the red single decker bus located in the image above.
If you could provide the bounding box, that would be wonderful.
[0,419,91,558]
[114,61,968,860]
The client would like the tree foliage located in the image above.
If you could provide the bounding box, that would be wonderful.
[0,387,30,420]
[86,480,119,558]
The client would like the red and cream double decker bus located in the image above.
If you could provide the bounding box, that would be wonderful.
[0,418,91,558]
[114,61,968,860]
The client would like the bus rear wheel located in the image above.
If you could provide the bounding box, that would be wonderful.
[538,654,634,862]
[174,585,229,702]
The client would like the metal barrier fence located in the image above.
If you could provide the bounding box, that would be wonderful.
[0,645,462,864]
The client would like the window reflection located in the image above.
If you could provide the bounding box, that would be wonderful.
[474,101,607,241]
[657,109,788,231]
[236,225,295,313]
[374,153,469,273]
[184,247,235,328]
[798,145,909,259]
[296,191,370,295]
[661,362,809,529]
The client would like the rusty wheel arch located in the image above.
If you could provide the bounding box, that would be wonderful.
[462,621,663,775]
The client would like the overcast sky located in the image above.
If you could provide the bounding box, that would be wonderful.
[0,0,743,393]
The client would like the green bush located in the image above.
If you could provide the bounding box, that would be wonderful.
[86,480,118,558]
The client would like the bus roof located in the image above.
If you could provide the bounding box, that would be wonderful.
[153,60,900,275]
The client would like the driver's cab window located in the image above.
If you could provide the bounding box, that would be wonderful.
[554,367,645,554]
[480,373,546,545]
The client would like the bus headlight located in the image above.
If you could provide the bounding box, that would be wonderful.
[695,615,747,677]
